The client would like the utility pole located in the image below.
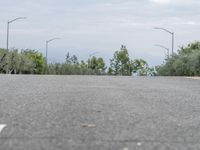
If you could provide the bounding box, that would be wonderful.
[154,27,174,56]
[6,17,27,51]
[155,44,170,59]
[45,38,60,74]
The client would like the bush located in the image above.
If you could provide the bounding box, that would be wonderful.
[157,42,200,76]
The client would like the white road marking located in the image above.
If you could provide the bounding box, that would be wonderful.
[0,124,7,133]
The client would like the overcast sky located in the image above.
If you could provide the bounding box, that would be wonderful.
[0,0,200,66]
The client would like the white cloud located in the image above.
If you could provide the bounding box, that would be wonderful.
[149,0,170,4]
[0,0,200,66]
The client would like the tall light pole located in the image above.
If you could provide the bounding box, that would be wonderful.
[154,27,174,56]
[45,38,60,73]
[89,52,99,58]
[155,44,170,58]
[6,17,27,51]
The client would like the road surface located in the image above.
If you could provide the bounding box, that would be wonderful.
[0,75,200,150]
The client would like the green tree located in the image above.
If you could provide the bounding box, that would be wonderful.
[21,50,46,74]
[66,52,79,65]
[157,41,200,76]
[88,56,106,74]
[109,45,132,76]
[132,59,155,76]
[0,48,8,73]
[80,60,87,69]
[7,49,20,74]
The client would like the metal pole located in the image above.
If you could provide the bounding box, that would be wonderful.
[155,44,170,59]
[45,38,60,74]
[5,17,26,74]
[172,32,174,56]
[167,49,170,59]
[6,22,9,74]
[46,41,48,65]
[6,22,9,51]
[154,27,174,57]
[45,41,48,74]
[6,17,27,51]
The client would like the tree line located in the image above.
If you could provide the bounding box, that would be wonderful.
[0,45,155,76]
[0,48,45,74]
[1,41,199,76]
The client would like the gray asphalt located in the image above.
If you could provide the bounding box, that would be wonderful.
[0,75,200,150]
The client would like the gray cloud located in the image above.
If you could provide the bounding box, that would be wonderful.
[0,0,199,66]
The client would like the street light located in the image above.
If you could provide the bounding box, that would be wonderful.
[89,52,99,58]
[45,38,60,65]
[155,44,170,58]
[154,27,174,56]
[6,17,27,51]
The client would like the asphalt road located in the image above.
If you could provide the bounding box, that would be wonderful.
[0,75,200,150]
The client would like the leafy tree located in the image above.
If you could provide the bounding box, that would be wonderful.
[157,41,200,76]
[0,48,8,73]
[97,57,106,71]
[21,50,46,74]
[88,56,106,74]
[0,48,45,74]
[66,52,79,65]
[109,46,155,76]
[109,45,132,76]
[8,49,20,74]
[132,59,156,76]
[132,59,147,76]
[80,60,88,69]
[109,51,120,75]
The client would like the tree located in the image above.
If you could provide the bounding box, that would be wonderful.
[66,52,71,64]
[0,48,8,73]
[132,59,155,76]
[109,45,132,76]
[88,56,106,74]
[157,41,200,76]
[97,57,106,71]
[7,49,20,74]
[20,50,46,74]
[66,52,79,65]
[0,48,46,74]
[80,60,87,69]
